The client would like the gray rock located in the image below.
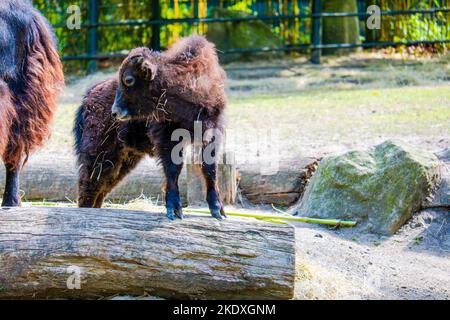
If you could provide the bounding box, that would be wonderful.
[292,141,442,235]
[425,148,450,208]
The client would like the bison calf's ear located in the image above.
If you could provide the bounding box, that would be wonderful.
[141,60,157,81]
[131,54,157,81]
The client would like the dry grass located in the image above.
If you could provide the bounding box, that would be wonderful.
[294,260,367,300]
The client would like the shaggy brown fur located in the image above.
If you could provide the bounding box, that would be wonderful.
[0,81,15,158]
[0,0,64,206]
[74,78,154,208]
[74,36,227,219]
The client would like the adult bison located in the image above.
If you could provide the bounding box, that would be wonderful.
[0,0,64,206]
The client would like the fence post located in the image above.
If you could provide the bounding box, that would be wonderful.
[193,0,199,33]
[311,0,322,64]
[151,0,161,50]
[87,0,98,74]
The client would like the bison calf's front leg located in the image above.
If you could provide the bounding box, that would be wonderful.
[2,164,21,207]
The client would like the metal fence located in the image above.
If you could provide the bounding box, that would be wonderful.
[33,0,450,73]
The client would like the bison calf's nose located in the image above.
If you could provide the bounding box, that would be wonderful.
[111,104,129,120]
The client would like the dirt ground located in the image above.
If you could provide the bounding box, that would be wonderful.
[292,208,449,299]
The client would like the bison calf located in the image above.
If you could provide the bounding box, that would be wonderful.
[74,36,227,219]
[0,0,64,206]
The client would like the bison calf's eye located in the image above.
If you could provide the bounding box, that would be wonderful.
[123,75,135,87]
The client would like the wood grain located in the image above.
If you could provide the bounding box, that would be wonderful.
[0,206,295,299]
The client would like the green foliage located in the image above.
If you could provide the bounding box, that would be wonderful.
[379,0,449,43]
[393,13,449,42]
[226,0,254,13]
[30,0,449,74]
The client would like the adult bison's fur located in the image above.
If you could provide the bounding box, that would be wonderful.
[0,0,64,206]
[74,36,227,219]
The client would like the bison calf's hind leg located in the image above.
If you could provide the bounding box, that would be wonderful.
[162,160,184,220]
[78,152,144,208]
[201,161,226,220]
[1,164,21,207]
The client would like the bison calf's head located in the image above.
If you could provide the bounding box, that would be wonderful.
[112,47,158,121]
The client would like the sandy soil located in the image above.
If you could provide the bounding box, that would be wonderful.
[293,208,449,299]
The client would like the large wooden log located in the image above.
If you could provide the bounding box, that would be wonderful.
[0,154,317,206]
[0,155,166,202]
[0,154,236,205]
[0,206,295,299]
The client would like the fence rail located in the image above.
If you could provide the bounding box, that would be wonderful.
[33,0,449,72]
[55,8,450,28]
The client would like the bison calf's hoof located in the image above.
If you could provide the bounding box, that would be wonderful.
[166,208,176,220]
[166,208,184,220]
[175,208,184,219]
[211,209,225,220]
[1,198,21,207]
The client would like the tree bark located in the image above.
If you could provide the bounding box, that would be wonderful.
[238,158,318,206]
[322,0,361,55]
[0,206,295,299]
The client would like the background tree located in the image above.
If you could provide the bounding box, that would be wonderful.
[322,0,361,54]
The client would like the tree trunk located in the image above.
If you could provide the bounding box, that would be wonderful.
[187,152,237,205]
[322,0,361,55]
[0,206,295,299]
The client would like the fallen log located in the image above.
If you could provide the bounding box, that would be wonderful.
[0,154,165,202]
[0,154,236,205]
[0,154,317,206]
[0,206,295,299]
[238,158,319,206]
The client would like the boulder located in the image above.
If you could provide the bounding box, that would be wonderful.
[292,141,442,235]
[426,148,450,208]
[206,8,282,62]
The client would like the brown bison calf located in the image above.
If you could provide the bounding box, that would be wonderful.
[74,36,227,219]
[0,0,64,206]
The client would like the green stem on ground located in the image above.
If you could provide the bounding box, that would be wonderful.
[183,208,357,227]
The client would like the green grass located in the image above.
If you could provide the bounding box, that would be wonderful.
[48,103,78,152]
[44,85,450,160]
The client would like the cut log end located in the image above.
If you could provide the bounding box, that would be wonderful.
[0,206,295,300]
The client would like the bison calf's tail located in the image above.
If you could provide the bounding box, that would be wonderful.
[3,11,64,168]
[73,104,85,157]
